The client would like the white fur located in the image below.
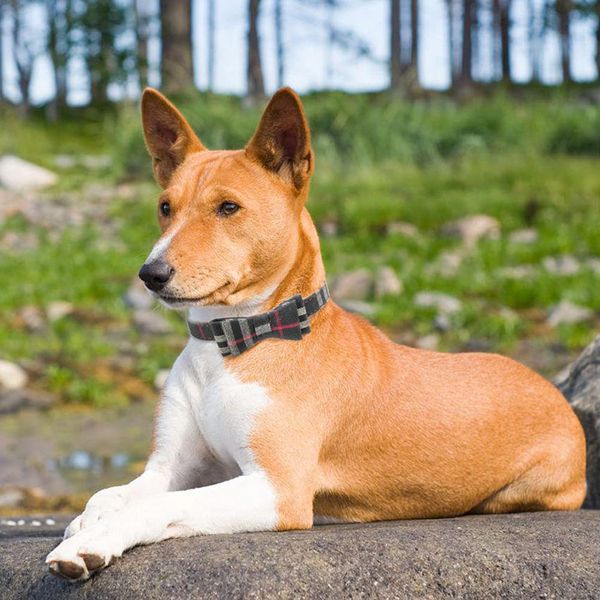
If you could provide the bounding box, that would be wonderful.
[145,225,180,263]
[46,300,281,579]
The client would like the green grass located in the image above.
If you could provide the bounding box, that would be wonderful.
[1,91,600,405]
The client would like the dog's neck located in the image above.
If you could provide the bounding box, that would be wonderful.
[188,209,326,324]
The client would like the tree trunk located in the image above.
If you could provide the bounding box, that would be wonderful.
[46,0,71,120]
[207,0,215,91]
[390,0,402,89]
[409,0,418,71]
[325,0,335,86]
[447,0,455,87]
[160,0,194,93]
[459,0,474,87]
[274,0,284,88]
[527,0,539,82]
[247,0,264,100]
[471,0,479,79]
[0,0,4,102]
[556,0,571,84]
[134,0,150,90]
[10,0,32,116]
[499,0,511,82]
[596,4,600,81]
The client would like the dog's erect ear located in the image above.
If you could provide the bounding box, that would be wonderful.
[245,87,313,190]
[141,88,205,188]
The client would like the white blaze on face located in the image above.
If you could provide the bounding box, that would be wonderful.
[145,225,181,264]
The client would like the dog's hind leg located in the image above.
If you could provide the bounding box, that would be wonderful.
[471,437,586,514]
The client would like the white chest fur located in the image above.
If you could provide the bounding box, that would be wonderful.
[168,337,271,474]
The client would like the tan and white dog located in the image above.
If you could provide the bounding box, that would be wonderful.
[46,88,586,581]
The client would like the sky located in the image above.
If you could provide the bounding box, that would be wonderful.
[1,0,598,106]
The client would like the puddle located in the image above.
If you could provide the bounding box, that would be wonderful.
[0,402,155,496]
[47,450,135,493]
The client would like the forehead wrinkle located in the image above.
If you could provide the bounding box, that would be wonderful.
[191,153,236,198]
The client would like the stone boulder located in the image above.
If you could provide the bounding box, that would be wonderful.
[0,156,58,192]
[331,269,373,301]
[557,334,600,508]
[1,512,599,599]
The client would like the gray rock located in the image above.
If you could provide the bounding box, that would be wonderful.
[441,214,500,247]
[0,155,58,192]
[318,218,339,237]
[587,258,600,274]
[332,269,373,301]
[547,300,593,327]
[543,255,581,276]
[81,155,112,170]
[17,305,45,331]
[427,250,465,278]
[0,231,39,253]
[414,292,462,315]
[0,486,25,508]
[415,333,439,350]
[386,221,419,238]
[53,154,77,169]
[508,228,539,244]
[498,264,538,280]
[46,301,74,322]
[124,278,154,310]
[556,334,600,508]
[0,389,54,414]
[374,266,403,298]
[132,309,172,335]
[337,300,377,318]
[434,313,452,331]
[0,360,28,390]
[2,513,600,599]
[154,369,170,391]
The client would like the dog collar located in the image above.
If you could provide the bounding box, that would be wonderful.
[187,283,330,357]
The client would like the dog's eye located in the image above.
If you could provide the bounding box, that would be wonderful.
[218,201,240,217]
[160,201,171,217]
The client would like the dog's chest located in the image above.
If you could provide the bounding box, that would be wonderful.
[178,339,271,472]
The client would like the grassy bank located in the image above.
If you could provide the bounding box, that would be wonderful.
[2,90,600,406]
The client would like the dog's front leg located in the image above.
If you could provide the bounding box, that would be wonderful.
[46,471,283,580]
[63,367,213,540]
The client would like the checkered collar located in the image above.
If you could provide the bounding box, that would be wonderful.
[187,283,330,357]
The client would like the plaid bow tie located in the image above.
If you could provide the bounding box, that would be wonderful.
[187,283,330,356]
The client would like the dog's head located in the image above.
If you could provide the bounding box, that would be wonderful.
[138,87,315,308]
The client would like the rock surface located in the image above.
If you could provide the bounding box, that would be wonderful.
[0,155,58,192]
[557,334,600,508]
[508,228,539,244]
[332,269,373,301]
[441,214,500,247]
[547,300,593,327]
[543,255,581,276]
[0,360,28,390]
[1,512,599,599]
[414,291,462,315]
[374,266,403,298]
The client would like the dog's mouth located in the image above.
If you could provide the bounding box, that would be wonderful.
[155,282,233,308]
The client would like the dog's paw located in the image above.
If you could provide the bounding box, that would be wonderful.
[63,514,83,539]
[64,486,129,540]
[46,526,124,581]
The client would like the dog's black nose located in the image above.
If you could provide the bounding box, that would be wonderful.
[138,260,175,292]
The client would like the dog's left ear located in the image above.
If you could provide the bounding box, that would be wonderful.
[246,87,313,190]
[141,88,206,188]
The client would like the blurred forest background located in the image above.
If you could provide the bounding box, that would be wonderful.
[2,0,600,514]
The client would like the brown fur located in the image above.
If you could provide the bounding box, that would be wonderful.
[141,87,587,530]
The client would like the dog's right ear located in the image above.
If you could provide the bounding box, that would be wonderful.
[141,88,205,188]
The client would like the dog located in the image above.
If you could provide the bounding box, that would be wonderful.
[46,87,586,581]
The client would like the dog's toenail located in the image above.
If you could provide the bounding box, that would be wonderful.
[81,553,105,571]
